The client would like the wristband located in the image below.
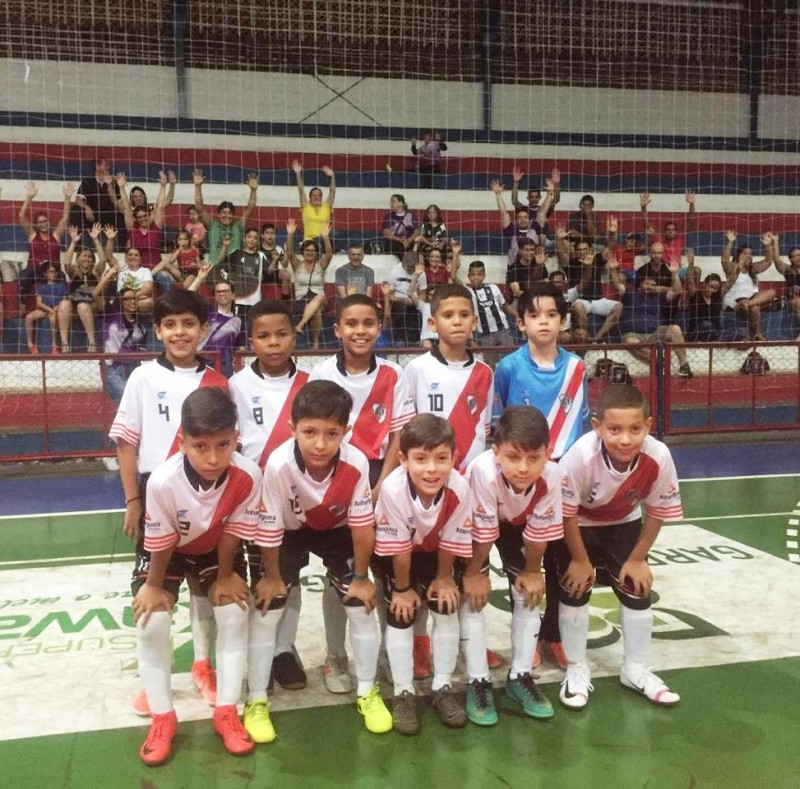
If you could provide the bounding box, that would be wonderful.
[393,584,411,593]
[126,496,141,504]
[351,572,369,581]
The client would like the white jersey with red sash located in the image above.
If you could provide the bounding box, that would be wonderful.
[109,355,228,474]
[374,466,473,558]
[308,352,415,461]
[466,450,564,544]
[559,433,683,527]
[229,360,310,469]
[143,452,261,555]
[256,439,374,548]
[403,347,494,470]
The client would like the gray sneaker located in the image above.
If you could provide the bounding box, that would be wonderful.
[322,653,353,694]
[392,691,419,735]
[431,685,467,729]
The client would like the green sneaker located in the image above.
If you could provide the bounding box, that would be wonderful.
[357,684,392,734]
[505,672,554,719]
[466,678,498,726]
[243,698,276,743]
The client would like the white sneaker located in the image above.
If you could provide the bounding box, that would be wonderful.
[559,662,593,709]
[102,456,119,471]
[322,653,353,694]
[620,664,680,706]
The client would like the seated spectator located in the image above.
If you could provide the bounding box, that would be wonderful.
[416,204,448,254]
[468,260,517,365]
[636,241,683,324]
[119,171,167,290]
[152,230,202,290]
[335,243,375,299]
[491,178,553,267]
[548,269,576,345]
[560,218,621,343]
[25,262,70,354]
[185,206,207,251]
[619,271,693,378]
[193,169,259,265]
[196,277,242,377]
[18,181,73,297]
[292,160,336,241]
[387,251,426,347]
[411,131,447,188]
[613,233,644,279]
[769,235,800,336]
[285,218,333,350]
[568,194,600,245]
[721,230,776,340]
[116,247,154,313]
[510,166,561,232]
[507,238,548,303]
[103,288,149,403]
[71,157,126,246]
[640,190,697,272]
[259,222,290,295]
[382,194,417,260]
[407,263,438,350]
[419,246,455,287]
[64,224,108,352]
[685,250,723,342]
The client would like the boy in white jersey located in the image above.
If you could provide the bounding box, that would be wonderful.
[249,380,392,740]
[462,406,563,725]
[556,384,683,710]
[309,294,416,692]
[133,387,261,765]
[402,282,494,678]
[109,289,227,716]
[494,281,589,670]
[374,414,474,735]
[229,300,310,696]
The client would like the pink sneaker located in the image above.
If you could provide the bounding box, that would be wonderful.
[133,688,152,717]
[191,659,217,706]
[542,640,568,670]
[139,710,177,766]
[487,649,504,670]
[532,641,542,669]
[213,705,254,756]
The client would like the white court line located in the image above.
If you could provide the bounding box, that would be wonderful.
[0,508,123,522]
[0,553,134,567]
[674,512,793,523]
[680,473,800,483]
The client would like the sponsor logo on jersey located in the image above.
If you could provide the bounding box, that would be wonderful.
[431,383,440,390]
[659,484,681,503]
[372,404,387,424]
[158,391,167,399]
[251,396,262,404]
[533,506,556,522]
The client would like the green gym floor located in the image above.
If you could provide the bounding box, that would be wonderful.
[1,460,799,788]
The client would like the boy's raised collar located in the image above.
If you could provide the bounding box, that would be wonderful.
[293,440,341,476]
[250,358,296,380]
[157,353,209,373]
[431,345,474,367]
[184,454,228,492]
[335,350,377,376]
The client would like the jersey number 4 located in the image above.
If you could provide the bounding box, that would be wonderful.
[158,403,170,422]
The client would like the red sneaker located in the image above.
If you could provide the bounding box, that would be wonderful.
[191,659,217,706]
[532,641,542,669]
[139,710,177,766]
[413,634,431,680]
[487,649,504,670]
[213,705,254,756]
[132,688,152,717]
[542,640,568,670]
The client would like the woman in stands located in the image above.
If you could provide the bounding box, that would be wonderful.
[103,286,149,403]
[767,235,800,338]
[285,217,333,350]
[685,249,723,342]
[416,204,448,255]
[129,170,175,223]
[382,193,417,260]
[292,159,336,242]
[721,230,776,340]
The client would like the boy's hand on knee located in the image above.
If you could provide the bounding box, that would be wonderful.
[133,583,173,627]
[462,572,491,612]
[254,576,287,615]
[514,570,545,609]
[390,589,420,624]
[343,578,377,614]
[209,573,249,610]
[619,559,652,597]
[427,577,459,614]
[562,560,594,599]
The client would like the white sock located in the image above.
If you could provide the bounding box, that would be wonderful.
[558,602,589,665]
[430,610,460,691]
[620,605,653,671]
[323,584,348,658]
[246,606,282,701]
[413,602,429,637]
[459,601,489,681]
[274,585,302,655]
[385,624,414,695]
[136,611,173,715]
[345,605,379,696]
[189,594,214,663]
[509,585,540,678]
[213,604,249,707]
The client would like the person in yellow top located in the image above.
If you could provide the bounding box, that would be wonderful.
[292,159,336,241]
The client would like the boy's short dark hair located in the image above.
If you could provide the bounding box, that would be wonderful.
[292,380,352,426]
[181,387,237,436]
[260,222,276,233]
[335,293,380,323]
[519,281,568,320]
[247,300,293,332]
[580,194,595,206]
[399,413,455,454]
[468,260,485,272]
[429,283,474,316]
[595,383,649,419]
[493,406,550,452]
[217,200,235,213]
[153,289,209,325]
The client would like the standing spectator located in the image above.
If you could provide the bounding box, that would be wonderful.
[185,206,207,251]
[72,158,126,245]
[685,250,724,342]
[387,251,427,347]
[490,178,553,267]
[24,262,70,354]
[335,244,375,300]
[468,260,517,366]
[417,204,448,255]
[193,169,260,265]
[382,194,417,260]
[721,230,776,340]
[258,222,290,294]
[768,235,800,335]
[292,160,336,241]
[640,190,697,272]
[511,166,561,224]
[568,194,600,246]
[411,131,447,188]
[103,288,149,403]
[548,269,576,344]
[215,228,269,326]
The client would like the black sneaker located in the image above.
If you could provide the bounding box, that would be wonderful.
[272,650,307,690]
[677,363,693,379]
[431,685,467,729]
[392,691,420,736]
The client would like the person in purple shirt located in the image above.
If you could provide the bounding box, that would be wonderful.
[490,178,554,267]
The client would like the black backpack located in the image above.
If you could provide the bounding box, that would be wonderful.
[741,350,769,376]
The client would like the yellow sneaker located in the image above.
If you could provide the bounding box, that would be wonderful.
[356,685,392,734]
[243,698,276,744]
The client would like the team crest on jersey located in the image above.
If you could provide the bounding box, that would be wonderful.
[328,504,347,519]
[627,490,642,506]
[467,396,478,414]
[559,394,573,412]
[372,404,387,424]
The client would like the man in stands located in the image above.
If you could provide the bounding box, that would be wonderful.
[335,244,375,300]
[568,194,600,246]
[490,178,554,267]
[506,239,548,304]
[510,166,561,230]
[640,190,697,272]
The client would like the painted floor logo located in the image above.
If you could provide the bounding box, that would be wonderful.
[0,525,798,741]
